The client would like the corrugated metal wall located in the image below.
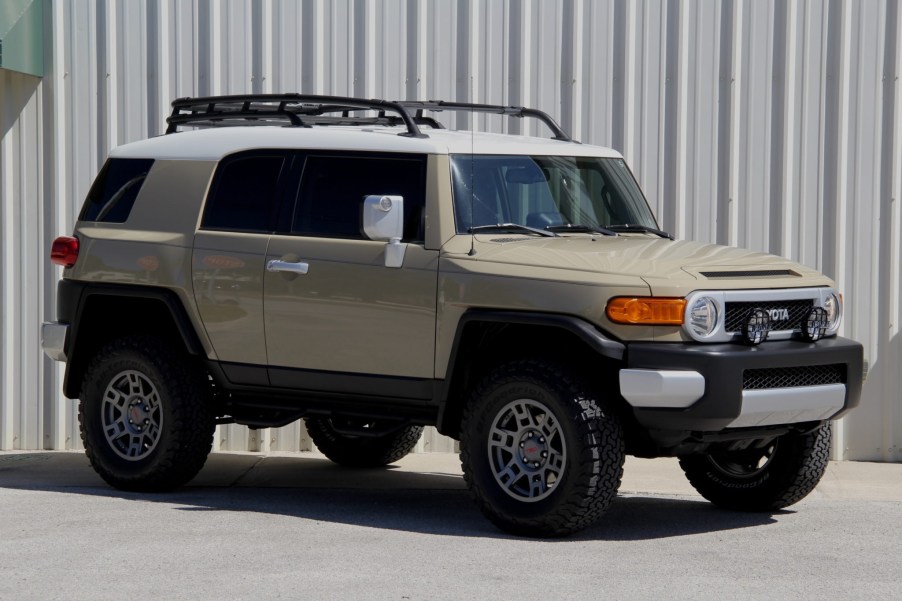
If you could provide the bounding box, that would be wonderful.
[1,0,899,460]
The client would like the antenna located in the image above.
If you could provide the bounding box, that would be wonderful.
[468,75,477,257]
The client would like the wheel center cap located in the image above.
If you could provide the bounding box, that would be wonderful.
[518,431,547,465]
[128,399,149,426]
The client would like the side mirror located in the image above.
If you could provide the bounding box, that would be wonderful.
[362,195,404,241]
[362,195,407,268]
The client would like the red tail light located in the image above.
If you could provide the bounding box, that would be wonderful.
[51,236,79,268]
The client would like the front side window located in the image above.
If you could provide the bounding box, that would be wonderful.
[450,155,657,234]
[202,153,287,232]
[80,158,155,223]
[292,154,427,241]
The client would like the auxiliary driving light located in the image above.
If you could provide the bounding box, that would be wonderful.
[801,307,829,342]
[741,309,771,345]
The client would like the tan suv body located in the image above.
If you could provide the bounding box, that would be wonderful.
[42,96,863,536]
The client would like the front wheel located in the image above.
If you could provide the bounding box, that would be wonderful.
[79,336,215,492]
[678,423,831,511]
[459,359,625,537]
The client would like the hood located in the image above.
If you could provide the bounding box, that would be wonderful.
[460,234,832,294]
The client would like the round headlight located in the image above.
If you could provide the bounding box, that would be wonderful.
[687,296,718,337]
[824,293,842,331]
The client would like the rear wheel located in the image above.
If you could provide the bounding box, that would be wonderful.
[678,423,831,511]
[459,359,624,537]
[306,417,423,467]
[79,336,215,492]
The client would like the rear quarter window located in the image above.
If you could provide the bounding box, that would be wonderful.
[79,158,155,223]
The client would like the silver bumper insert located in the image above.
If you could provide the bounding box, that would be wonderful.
[727,383,846,428]
[41,322,69,362]
[619,369,706,408]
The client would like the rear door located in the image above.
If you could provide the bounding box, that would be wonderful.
[192,150,296,383]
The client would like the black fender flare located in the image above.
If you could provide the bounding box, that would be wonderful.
[435,309,625,434]
[58,280,205,398]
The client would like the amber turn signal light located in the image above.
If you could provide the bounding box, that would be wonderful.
[606,297,686,325]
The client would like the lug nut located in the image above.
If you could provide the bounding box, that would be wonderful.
[541,451,548,458]
[533,462,540,468]
[539,437,545,443]
[520,442,525,448]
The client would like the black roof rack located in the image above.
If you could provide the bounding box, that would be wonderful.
[165,94,573,142]
[398,100,572,141]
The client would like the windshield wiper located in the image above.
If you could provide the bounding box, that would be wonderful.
[604,224,674,240]
[545,223,618,237]
[469,223,558,237]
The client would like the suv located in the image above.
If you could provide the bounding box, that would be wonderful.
[42,94,863,537]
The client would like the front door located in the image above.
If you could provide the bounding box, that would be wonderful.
[262,152,438,398]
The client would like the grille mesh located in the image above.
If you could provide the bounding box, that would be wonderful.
[724,300,814,333]
[743,364,845,390]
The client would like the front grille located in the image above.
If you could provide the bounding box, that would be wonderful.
[724,299,814,333]
[743,364,846,390]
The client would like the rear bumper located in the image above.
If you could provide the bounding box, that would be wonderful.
[41,322,69,362]
[619,336,863,432]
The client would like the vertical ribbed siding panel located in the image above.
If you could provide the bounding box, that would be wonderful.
[840,0,900,461]
[1,73,42,450]
[1,0,900,459]
[891,0,902,460]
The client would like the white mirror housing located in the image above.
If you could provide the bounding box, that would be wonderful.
[362,195,405,241]
[362,195,407,268]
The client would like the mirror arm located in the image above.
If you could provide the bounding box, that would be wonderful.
[385,237,407,268]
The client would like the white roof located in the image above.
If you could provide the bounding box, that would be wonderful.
[109,126,623,161]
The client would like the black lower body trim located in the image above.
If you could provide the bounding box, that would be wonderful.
[625,336,863,433]
[209,361,441,427]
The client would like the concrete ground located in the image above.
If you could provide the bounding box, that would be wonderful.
[1,451,901,600]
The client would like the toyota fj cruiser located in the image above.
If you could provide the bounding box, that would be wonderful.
[42,94,863,536]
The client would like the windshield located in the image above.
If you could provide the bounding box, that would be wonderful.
[451,155,658,234]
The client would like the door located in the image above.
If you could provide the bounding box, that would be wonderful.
[192,150,293,380]
[263,152,438,397]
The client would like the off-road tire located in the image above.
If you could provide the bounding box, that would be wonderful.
[459,359,625,537]
[79,336,214,492]
[306,417,423,467]
[678,423,831,511]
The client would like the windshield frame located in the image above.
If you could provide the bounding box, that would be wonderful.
[450,154,660,236]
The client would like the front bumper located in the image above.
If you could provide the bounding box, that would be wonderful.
[619,336,863,432]
[41,322,69,362]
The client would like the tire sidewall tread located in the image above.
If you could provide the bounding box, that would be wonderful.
[459,359,624,537]
[79,336,214,492]
[306,417,424,468]
[678,423,832,511]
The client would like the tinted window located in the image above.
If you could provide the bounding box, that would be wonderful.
[293,154,427,241]
[80,158,154,222]
[202,154,287,232]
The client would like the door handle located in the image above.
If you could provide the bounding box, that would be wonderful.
[267,259,309,275]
